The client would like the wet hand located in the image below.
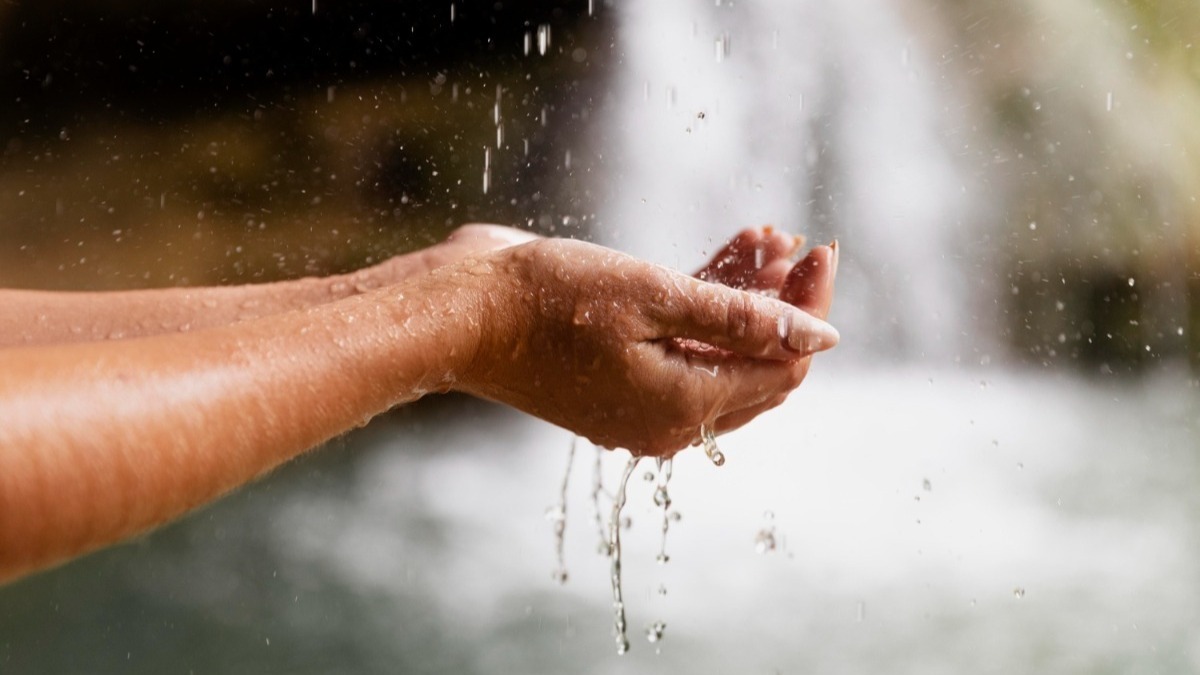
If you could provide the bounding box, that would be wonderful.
[456,237,839,456]
[694,226,839,435]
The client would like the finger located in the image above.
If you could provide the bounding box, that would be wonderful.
[670,344,811,413]
[752,258,793,292]
[696,227,803,290]
[779,242,837,321]
[650,274,839,360]
[712,392,790,435]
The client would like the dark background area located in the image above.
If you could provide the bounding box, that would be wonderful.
[0,0,614,288]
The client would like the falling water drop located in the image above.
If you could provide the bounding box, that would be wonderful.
[537,24,552,56]
[609,455,642,655]
[645,622,666,643]
[1105,91,1113,112]
[714,33,730,63]
[700,424,725,466]
[482,147,491,194]
[523,31,532,56]
[754,510,777,554]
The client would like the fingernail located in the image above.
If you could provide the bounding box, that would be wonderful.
[785,310,840,354]
[829,239,839,278]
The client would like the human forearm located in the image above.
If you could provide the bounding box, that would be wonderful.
[0,268,479,582]
[0,260,424,348]
[0,223,538,348]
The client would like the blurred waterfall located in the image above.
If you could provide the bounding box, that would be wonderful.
[598,0,978,362]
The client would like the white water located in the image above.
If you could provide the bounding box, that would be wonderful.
[267,366,1200,672]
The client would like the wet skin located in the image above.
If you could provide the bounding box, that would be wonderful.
[0,225,837,583]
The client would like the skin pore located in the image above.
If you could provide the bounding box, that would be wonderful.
[0,225,837,584]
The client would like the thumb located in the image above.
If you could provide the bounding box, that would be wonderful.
[649,273,839,360]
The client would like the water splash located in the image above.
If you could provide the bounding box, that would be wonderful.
[609,455,642,655]
[700,424,725,466]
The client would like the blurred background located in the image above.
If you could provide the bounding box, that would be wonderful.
[3,0,1200,672]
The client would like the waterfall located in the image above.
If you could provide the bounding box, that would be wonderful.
[598,0,978,361]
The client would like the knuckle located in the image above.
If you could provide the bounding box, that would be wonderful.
[724,293,757,341]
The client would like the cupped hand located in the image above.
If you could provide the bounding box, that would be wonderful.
[457,237,839,456]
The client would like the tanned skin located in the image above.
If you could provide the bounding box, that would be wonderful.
[0,224,838,583]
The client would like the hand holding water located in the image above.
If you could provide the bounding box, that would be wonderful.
[458,230,839,456]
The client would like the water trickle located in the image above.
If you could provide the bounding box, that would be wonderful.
[591,444,610,554]
[700,424,725,466]
[548,437,578,584]
[654,457,674,565]
[609,455,642,655]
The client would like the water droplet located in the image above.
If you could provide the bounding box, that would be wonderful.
[537,24,551,56]
[754,528,777,554]
[700,424,725,466]
[1105,91,1113,112]
[922,478,932,492]
[1013,587,1026,599]
[645,621,666,643]
[643,471,655,482]
[653,486,671,508]
[714,33,730,63]
[1028,221,1037,231]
